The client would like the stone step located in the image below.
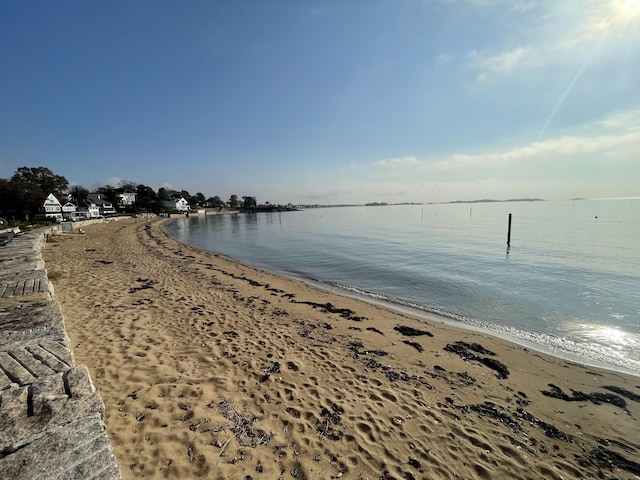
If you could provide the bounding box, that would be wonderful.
[0,228,122,479]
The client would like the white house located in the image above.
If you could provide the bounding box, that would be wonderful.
[79,199,101,219]
[42,193,63,222]
[87,194,116,216]
[118,191,137,207]
[162,197,190,212]
[61,202,78,220]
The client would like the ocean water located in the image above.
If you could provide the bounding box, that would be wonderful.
[164,199,640,375]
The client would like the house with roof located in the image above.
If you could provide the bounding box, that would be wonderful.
[61,201,78,220]
[42,193,63,222]
[162,197,190,212]
[78,199,101,219]
[87,194,116,216]
[117,191,137,208]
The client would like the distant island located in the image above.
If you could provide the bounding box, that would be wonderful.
[441,198,544,204]
[363,199,544,207]
[365,202,424,206]
[307,199,545,209]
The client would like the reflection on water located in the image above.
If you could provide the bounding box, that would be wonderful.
[583,325,638,347]
[165,200,640,374]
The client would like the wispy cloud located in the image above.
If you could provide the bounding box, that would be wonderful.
[433,131,639,174]
[335,108,640,203]
[466,0,640,81]
[468,47,531,81]
[435,53,453,63]
[374,156,418,168]
[598,108,640,129]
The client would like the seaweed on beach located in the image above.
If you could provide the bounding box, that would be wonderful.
[316,420,342,441]
[602,385,640,403]
[379,469,398,480]
[264,285,284,293]
[367,349,389,357]
[479,357,509,379]
[385,370,410,382]
[212,400,271,450]
[394,325,433,337]
[366,326,385,335]
[294,301,367,321]
[321,404,343,424]
[443,399,573,442]
[443,400,520,432]
[515,408,572,441]
[259,362,280,383]
[456,371,476,385]
[351,343,416,382]
[402,340,424,353]
[316,405,343,440]
[469,403,519,431]
[244,278,263,287]
[264,362,281,374]
[454,341,495,356]
[129,277,157,293]
[444,342,509,379]
[580,447,640,475]
[365,358,383,370]
[541,384,627,409]
[348,340,365,358]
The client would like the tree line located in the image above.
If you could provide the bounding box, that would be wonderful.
[0,166,260,223]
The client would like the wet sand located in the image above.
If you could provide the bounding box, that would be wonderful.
[42,217,640,479]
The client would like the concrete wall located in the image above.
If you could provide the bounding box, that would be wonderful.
[0,228,122,480]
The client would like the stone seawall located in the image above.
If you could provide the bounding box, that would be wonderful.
[0,228,122,479]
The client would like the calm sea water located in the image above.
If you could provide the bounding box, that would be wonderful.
[164,199,640,375]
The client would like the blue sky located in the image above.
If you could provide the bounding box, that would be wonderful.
[1,0,638,204]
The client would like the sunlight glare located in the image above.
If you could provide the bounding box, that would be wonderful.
[594,326,630,346]
[588,0,640,36]
[620,0,640,18]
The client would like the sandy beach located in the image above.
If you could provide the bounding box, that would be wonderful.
[42,217,640,480]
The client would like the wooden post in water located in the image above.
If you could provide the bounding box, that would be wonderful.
[507,213,512,248]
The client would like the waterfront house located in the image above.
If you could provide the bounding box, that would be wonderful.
[162,197,190,212]
[117,191,137,208]
[42,193,63,222]
[78,199,101,218]
[61,202,78,220]
[87,194,116,216]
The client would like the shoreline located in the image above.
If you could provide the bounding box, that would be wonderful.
[163,217,640,378]
[43,218,640,479]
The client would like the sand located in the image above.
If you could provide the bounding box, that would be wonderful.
[41,217,640,480]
